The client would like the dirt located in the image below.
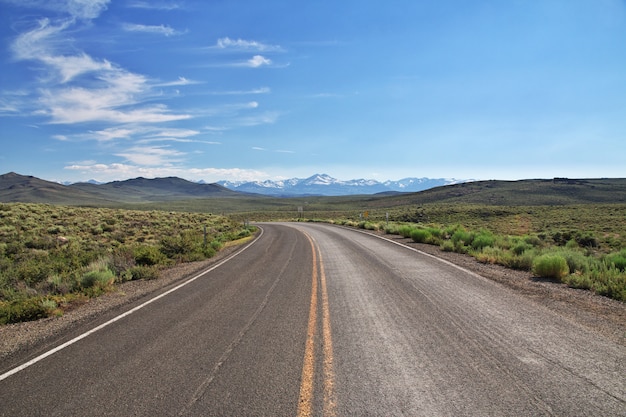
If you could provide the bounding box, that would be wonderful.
[1,229,624,363]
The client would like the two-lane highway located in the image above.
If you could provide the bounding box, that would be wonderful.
[1,223,624,416]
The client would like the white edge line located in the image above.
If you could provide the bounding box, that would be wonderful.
[332,224,489,281]
[0,227,264,382]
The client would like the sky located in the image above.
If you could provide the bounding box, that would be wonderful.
[0,0,625,184]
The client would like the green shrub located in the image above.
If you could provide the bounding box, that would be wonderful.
[512,240,533,256]
[160,232,196,259]
[555,249,591,274]
[134,245,166,266]
[128,265,159,281]
[567,265,626,301]
[471,231,495,250]
[451,228,473,246]
[532,254,570,280]
[605,250,626,271]
[475,246,502,264]
[109,246,136,277]
[523,235,542,247]
[507,251,535,271]
[398,225,414,238]
[0,297,48,325]
[440,240,455,252]
[81,269,115,289]
[410,229,432,243]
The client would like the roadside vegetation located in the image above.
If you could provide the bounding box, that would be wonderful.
[2,195,624,325]
[0,203,254,325]
[324,203,626,302]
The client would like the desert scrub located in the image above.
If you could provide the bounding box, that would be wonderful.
[410,228,432,244]
[377,219,626,301]
[532,254,570,280]
[0,203,253,324]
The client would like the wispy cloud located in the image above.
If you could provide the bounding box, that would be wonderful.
[215,37,283,52]
[235,111,280,127]
[85,127,141,142]
[10,17,191,124]
[64,163,268,183]
[38,74,191,124]
[0,90,30,114]
[208,87,270,95]
[126,1,182,10]
[252,146,293,154]
[122,23,184,37]
[3,0,111,20]
[11,18,113,83]
[116,145,185,166]
[155,76,201,87]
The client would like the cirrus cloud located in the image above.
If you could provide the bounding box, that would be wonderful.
[215,37,283,52]
[122,23,184,37]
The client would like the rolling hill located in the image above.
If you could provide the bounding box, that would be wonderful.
[1,173,625,208]
[0,173,242,205]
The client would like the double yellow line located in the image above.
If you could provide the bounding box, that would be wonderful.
[297,233,337,417]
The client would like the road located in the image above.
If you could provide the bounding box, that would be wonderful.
[0,223,624,416]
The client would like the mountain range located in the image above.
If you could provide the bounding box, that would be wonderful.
[0,172,466,205]
[217,174,469,196]
[1,172,624,207]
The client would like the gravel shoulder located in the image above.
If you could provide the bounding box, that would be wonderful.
[1,229,624,363]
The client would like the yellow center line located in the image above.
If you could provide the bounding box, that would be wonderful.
[318,246,337,416]
[297,232,336,417]
[297,234,318,417]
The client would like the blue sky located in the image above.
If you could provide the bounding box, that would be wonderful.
[1,0,625,183]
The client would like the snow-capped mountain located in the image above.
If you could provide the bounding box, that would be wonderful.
[218,174,469,196]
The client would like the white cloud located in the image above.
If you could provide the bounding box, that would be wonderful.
[37,70,191,124]
[10,13,191,125]
[67,0,110,19]
[116,146,185,166]
[64,163,268,183]
[246,55,272,68]
[127,1,181,10]
[215,37,283,52]
[122,23,183,37]
[209,87,270,95]
[150,128,201,138]
[12,19,114,83]
[3,0,110,20]
[156,77,201,87]
[87,127,139,141]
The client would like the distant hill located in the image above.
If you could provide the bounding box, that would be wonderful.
[1,173,625,207]
[0,173,240,205]
[218,173,468,196]
[0,172,115,205]
[380,178,626,206]
[70,176,241,202]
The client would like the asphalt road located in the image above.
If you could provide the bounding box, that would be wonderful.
[1,223,624,416]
